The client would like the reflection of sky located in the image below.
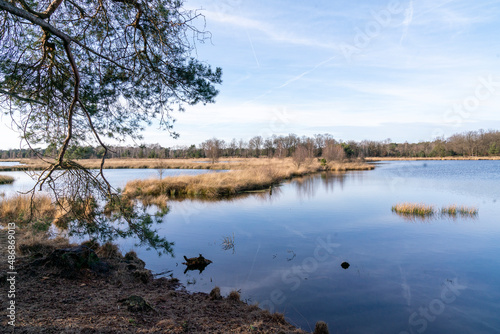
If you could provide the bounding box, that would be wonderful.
[120,161,500,333]
[3,161,499,332]
[0,161,24,166]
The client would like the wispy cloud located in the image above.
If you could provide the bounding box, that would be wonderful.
[400,0,414,43]
[203,10,336,49]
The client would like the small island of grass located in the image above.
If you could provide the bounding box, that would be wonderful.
[0,174,14,184]
[392,202,478,220]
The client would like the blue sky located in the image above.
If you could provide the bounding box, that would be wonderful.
[2,0,500,148]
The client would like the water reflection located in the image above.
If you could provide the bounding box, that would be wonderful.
[292,172,348,199]
[0,161,24,166]
[182,254,212,274]
[392,207,479,223]
[221,233,235,254]
[6,161,497,332]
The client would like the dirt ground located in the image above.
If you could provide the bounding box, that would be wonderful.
[0,243,309,334]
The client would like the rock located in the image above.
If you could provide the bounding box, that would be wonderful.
[341,262,350,269]
[314,321,329,334]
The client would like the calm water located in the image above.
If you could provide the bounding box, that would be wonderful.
[0,168,219,196]
[2,161,499,333]
[121,161,500,334]
[0,161,24,166]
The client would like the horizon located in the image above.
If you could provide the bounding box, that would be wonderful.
[2,0,500,149]
[0,128,497,151]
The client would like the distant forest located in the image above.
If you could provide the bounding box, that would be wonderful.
[1,129,499,160]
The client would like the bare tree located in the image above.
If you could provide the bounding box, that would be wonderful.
[292,145,309,168]
[248,136,263,157]
[202,138,225,164]
[323,142,345,162]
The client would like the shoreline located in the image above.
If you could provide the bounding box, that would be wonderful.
[0,156,497,172]
[0,239,312,333]
[0,157,374,172]
[364,156,500,161]
[122,158,373,200]
[0,158,354,333]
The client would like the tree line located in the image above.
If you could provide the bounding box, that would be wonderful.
[2,129,499,161]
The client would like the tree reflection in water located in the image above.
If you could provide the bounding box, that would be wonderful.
[292,172,349,199]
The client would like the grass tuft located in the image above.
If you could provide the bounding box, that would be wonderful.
[228,290,241,302]
[392,202,479,220]
[391,203,435,217]
[0,175,14,184]
[0,194,56,228]
[441,205,478,217]
[123,158,374,200]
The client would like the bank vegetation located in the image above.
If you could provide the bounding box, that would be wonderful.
[123,158,373,200]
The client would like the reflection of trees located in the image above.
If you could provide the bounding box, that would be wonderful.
[393,212,477,223]
[293,175,317,199]
[0,190,175,256]
[292,172,348,198]
[321,172,347,193]
[167,185,283,204]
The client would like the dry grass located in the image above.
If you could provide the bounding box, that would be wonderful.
[17,235,72,257]
[0,174,15,184]
[139,194,169,210]
[228,290,241,302]
[124,165,307,199]
[366,156,500,161]
[441,205,478,217]
[123,158,374,200]
[392,203,435,217]
[327,161,375,171]
[0,157,375,171]
[0,194,99,232]
[392,202,479,220]
[0,194,57,227]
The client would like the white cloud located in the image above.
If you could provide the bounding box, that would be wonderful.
[202,10,337,49]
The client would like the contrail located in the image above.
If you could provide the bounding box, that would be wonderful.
[278,55,337,89]
[400,0,414,44]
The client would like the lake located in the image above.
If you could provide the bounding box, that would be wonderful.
[0,161,24,166]
[1,161,499,333]
[0,168,220,196]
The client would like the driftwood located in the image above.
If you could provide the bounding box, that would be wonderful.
[182,254,212,274]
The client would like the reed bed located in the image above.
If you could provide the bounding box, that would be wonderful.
[441,205,478,217]
[0,157,375,172]
[0,194,56,227]
[0,175,15,184]
[122,158,374,200]
[391,203,435,217]
[124,168,286,199]
[366,156,500,161]
[392,202,479,220]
